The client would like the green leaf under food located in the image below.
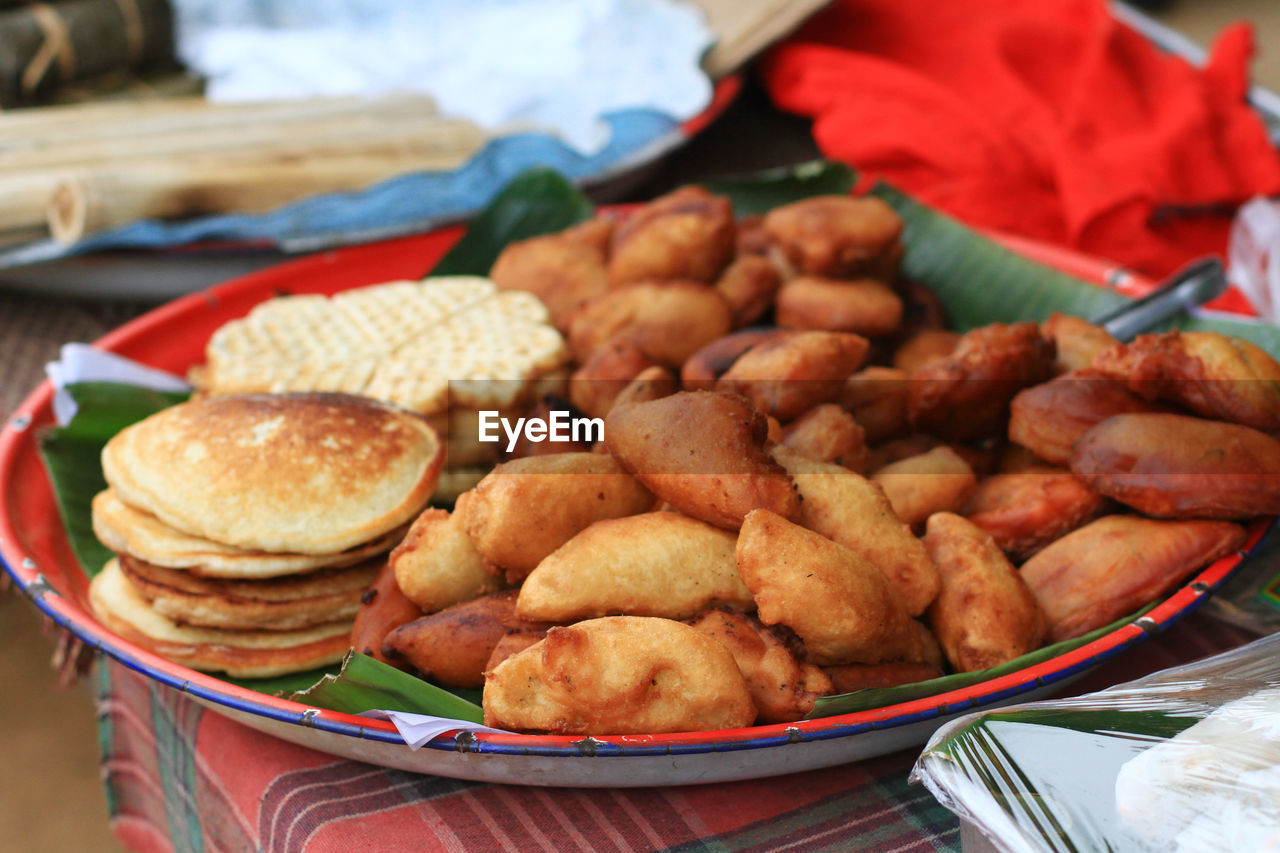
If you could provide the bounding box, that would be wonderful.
[872,181,1280,354]
[429,167,594,277]
[288,651,485,723]
[706,159,857,217]
[870,182,1132,331]
[808,603,1157,719]
[39,382,190,577]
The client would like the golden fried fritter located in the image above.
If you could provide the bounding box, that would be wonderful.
[963,467,1108,560]
[781,403,868,471]
[490,218,613,331]
[922,513,1046,672]
[716,330,869,421]
[736,509,925,665]
[771,445,940,616]
[1021,515,1246,642]
[611,365,679,412]
[463,453,655,582]
[907,322,1055,440]
[687,609,833,723]
[776,277,904,338]
[605,391,800,530]
[872,446,977,528]
[351,561,422,666]
[763,195,903,279]
[1041,313,1118,374]
[839,366,909,443]
[682,328,791,391]
[822,660,944,694]
[715,254,783,329]
[1008,369,1174,467]
[609,186,736,287]
[1070,413,1280,519]
[569,335,659,419]
[516,512,752,622]
[389,503,503,614]
[482,616,757,734]
[383,589,551,688]
[1091,330,1280,430]
[892,330,961,374]
[567,281,732,366]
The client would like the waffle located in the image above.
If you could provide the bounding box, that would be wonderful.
[197,277,570,415]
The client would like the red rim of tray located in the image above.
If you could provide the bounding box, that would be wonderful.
[0,221,1270,758]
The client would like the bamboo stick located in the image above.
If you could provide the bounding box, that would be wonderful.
[0,106,485,170]
[46,143,493,244]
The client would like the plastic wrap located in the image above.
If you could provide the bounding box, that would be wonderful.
[912,631,1280,853]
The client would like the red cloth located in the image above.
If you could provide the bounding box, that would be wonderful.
[761,0,1280,280]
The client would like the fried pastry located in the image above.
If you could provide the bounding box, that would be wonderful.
[771,445,940,616]
[1008,369,1174,466]
[775,276,904,338]
[611,365,679,411]
[568,335,659,419]
[382,590,550,688]
[605,391,800,530]
[762,195,903,279]
[351,561,423,665]
[838,366,909,443]
[389,503,503,614]
[715,254,782,328]
[682,328,791,391]
[736,509,925,665]
[1070,413,1280,519]
[907,322,1055,440]
[489,218,612,331]
[715,330,869,421]
[516,512,752,622]
[482,616,756,734]
[567,281,732,366]
[781,403,868,471]
[822,660,944,694]
[1021,515,1246,641]
[922,513,1046,672]
[892,330,961,373]
[1041,313,1118,374]
[962,467,1108,560]
[608,186,736,287]
[1091,330,1280,430]
[463,453,655,581]
[687,610,833,723]
[871,446,977,528]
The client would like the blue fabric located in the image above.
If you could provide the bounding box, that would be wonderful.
[0,109,678,268]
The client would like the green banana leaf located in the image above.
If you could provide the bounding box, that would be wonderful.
[289,651,485,722]
[38,382,191,576]
[872,181,1280,354]
[706,160,856,216]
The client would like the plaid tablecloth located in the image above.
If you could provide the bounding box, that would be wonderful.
[93,613,1257,853]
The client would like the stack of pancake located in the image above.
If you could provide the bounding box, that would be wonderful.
[189,275,570,501]
[88,392,443,677]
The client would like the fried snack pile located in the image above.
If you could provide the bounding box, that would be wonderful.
[341,188,1280,735]
[88,393,444,677]
[181,186,1277,733]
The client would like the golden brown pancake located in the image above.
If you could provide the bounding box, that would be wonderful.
[92,489,406,578]
[90,560,351,678]
[117,553,379,631]
[102,393,443,555]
